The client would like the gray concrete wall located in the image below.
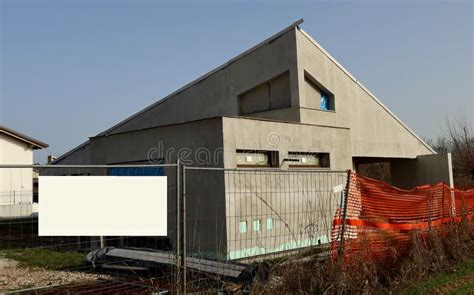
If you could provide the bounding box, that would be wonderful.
[106,28,300,135]
[52,116,354,259]
[222,117,352,170]
[224,169,346,259]
[295,28,434,159]
[242,107,301,122]
[184,168,227,259]
[88,116,354,259]
[89,118,226,257]
[222,117,351,259]
[90,118,224,167]
[391,153,454,189]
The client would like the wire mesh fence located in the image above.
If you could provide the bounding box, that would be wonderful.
[224,169,347,261]
[0,165,177,251]
[0,164,348,293]
[183,168,346,261]
[0,164,179,293]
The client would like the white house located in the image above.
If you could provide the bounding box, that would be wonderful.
[0,125,48,218]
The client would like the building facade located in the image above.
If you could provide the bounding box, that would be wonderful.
[53,20,453,259]
[0,125,48,218]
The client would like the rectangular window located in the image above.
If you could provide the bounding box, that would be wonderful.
[287,152,330,168]
[236,150,279,168]
[253,219,261,232]
[304,73,335,111]
[266,218,273,230]
[239,72,291,115]
[239,221,248,233]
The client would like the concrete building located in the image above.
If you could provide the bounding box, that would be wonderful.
[0,125,48,218]
[53,20,452,259]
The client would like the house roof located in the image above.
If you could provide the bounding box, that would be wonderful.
[93,18,432,153]
[0,125,49,149]
[297,28,435,154]
[54,19,435,163]
[96,19,304,138]
[53,19,304,164]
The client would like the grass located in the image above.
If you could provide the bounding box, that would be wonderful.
[399,259,474,295]
[1,248,86,270]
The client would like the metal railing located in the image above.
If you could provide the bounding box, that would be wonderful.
[0,190,33,205]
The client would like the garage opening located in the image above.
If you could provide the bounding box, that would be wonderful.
[353,157,391,184]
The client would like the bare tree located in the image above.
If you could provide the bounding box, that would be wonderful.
[443,111,474,188]
[423,136,451,154]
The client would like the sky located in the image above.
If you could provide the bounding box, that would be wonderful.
[1,0,473,163]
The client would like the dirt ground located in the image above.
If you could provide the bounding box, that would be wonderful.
[0,256,111,292]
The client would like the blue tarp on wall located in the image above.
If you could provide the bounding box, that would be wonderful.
[108,166,164,176]
[320,93,329,111]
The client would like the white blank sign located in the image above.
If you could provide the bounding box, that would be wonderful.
[39,176,167,236]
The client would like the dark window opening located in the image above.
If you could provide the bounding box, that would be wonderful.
[320,92,330,111]
[236,150,279,168]
[239,72,291,115]
[304,73,335,111]
[287,152,330,168]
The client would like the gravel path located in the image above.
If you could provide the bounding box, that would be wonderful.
[0,256,111,292]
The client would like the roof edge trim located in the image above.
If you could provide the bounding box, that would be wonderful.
[298,28,435,154]
[0,126,49,149]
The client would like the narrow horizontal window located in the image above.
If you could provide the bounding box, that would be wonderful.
[287,152,330,168]
[236,150,279,168]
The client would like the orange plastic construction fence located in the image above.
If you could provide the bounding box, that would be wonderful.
[331,172,474,260]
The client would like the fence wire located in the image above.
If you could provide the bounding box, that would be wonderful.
[183,167,346,261]
[1,164,347,294]
[224,169,346,260]
[0,164,178,294]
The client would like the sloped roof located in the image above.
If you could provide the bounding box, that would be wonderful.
[54,19,435,162]
[297,28,435,154]
[54,19,304,163]
[0,125,49,149]
[96,19,304,137]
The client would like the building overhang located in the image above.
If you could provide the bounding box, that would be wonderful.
[0,125,49,150]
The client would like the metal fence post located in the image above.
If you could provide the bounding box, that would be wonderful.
[182,165,187,295]
[338,170,351,257]
[176,159,181,294]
